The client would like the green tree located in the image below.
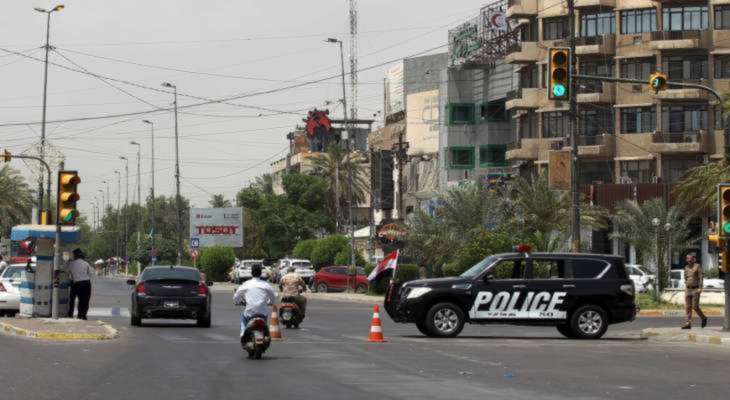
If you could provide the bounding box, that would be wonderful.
[292,238,318,260]
[610,198,696,292]
[674,161,730,213]
[198,246,236,281]
[0,165,34,236]
[310,235,349,269]
[251,173,275,195]
[209,194,232,208]
[443,230,514,276]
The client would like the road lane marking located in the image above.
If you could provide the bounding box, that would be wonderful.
[87,307,130,318]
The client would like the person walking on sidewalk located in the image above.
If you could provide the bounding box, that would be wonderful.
[0,254,7,274]
[67,248,93,320]
[682,253,707,329]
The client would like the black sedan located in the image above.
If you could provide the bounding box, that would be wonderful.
[127,266,212,327]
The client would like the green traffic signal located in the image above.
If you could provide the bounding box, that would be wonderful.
[552,84,566,97]
[724,222,730,235]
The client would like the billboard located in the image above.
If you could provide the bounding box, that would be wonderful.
[385,63,404,116]
[406,89,440,155]
[189,207,244,247]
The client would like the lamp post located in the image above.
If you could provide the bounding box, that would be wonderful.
[161,82,183,264]
[652,217,661,303]
[142,119,156,256]
[98,189,105,218]
[665,222,673,292]
[114,170,121,266]
[326,37,356,281]
[130,141,141,205]
[33,4,64,223]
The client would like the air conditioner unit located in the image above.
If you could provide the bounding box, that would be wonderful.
[631,85,642,92]
[651,176,660,183]
[619,176,632,184]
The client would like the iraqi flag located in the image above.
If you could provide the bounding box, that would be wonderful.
[369,250,399,282]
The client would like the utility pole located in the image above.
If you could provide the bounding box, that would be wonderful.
[568,0,580,253]
[114,170,121,269]
[120,156,129,265]
[142,120,156,258]
[396,132,405,219]
[162,82,183,264]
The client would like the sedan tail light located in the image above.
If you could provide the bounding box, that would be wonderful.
[136,282,146,295]
[198,282,208,296]
[0,282,6,292]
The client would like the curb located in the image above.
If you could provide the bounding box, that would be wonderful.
[641,328,730,348]
[0,320,119,341]
[639,309,724,317]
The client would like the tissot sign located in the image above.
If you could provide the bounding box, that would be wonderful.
[189,207,243,247]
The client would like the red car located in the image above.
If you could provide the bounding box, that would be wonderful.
[313,266,369,293]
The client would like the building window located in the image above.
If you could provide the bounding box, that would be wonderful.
[578,109,614,136]
[620,58,654,79]
[519,112,539,139]
[715,55,730,78]
[621,107,656,134]
[661,104,708,133]
[662,158,700,183]
[579,61,614,92]
[620,160,656,183]
[662,55,708,81]
[447,103,475,125]
[520,18,538,41]
[543,17,569,40]
[715,5,730,29]
[621,9,657,34]
[581,11,615,37]
[449,147,475,169]
[542,112,570,138]
[481,101,508,122]
[662,6,708,31]
[479,145,507,167]
[579,162,613,185]
[519,64,539,89]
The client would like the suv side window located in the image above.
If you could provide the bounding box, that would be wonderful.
[487,259,525,280]
[530,259,566,279]
[568,259,611,279]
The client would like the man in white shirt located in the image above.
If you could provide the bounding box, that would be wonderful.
[0,255,8,274]
[67,248,93,320]
[233,265,277,336]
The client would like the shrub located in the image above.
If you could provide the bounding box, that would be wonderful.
[292,239,318,260]
[334,248,366,267]
[443,230,513,276]
[310,235,349,269]
[198,246,236,282]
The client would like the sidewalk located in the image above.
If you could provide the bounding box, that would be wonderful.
[642,327,730,348]
[0,317,119,341]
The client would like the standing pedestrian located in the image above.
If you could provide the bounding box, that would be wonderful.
[67,248,93,320]
[0,254,8,274]
[681,253,707,329]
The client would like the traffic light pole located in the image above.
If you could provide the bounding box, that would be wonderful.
[571,74,723,104]
[568,0,580,253]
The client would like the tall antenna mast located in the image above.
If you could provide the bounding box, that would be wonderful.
[349,0,358,121]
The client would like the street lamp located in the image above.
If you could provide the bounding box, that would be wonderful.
[652,217,661,302]
[130,141,142,205]
[114,170,121,261]
[142,119,156,255]
[33,4,65,223]
[161,82,183,264]
[665,222,673,292]
[326,37,356,280]
[120,156,129,263]
[97,189,105,218]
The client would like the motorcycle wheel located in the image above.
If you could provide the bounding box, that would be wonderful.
[294,322,300,329]
[253,348,263,360]
[246,349,255,359]
[285,322,292,329]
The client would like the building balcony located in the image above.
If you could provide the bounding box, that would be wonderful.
[506,138,562,161]
[575,35,615,55]
[649,131,709,153]
[653,80,709,101]
[506,88,543,110]
[577,81,615,103]
[649,30,710,50]
[506,0,537,18]
[564,134,615,158]
[574,0,615,7]
[505,41,542,64]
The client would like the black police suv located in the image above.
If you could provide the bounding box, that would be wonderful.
[128,266,212,327]
[384,252,636,339]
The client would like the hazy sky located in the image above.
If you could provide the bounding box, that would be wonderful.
[1,0,488,217]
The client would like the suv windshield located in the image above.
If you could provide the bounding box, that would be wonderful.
[142,268,200,282]
[460,256,499,279]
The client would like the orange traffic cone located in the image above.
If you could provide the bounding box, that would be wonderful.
[368,304,386,342]
[269,305,283,341]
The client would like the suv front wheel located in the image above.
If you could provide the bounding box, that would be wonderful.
[424,302,465,338]
[569,305,608,339]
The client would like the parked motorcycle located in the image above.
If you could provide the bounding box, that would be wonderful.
[279,296,303,329]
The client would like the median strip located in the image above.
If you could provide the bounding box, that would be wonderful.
[0,318,119,341]
[641,327,730,348]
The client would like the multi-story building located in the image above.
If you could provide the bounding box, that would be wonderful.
[504,0,730,267]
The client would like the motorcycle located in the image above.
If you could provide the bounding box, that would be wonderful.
[278,296,303,329]
[236,299,271,360]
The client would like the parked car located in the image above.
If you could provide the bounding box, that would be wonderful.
[128,265,212,327]
[313,266,369,293]
[625,264,655,293]
[669,269,724,290]
[276,258,315,284]
[233,259,264,284]
[0,264,25,316]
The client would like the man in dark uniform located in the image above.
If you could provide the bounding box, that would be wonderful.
[681,253,707,329]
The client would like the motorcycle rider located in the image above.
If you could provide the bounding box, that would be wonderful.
[279,266,308,317]
[233,264,277,336]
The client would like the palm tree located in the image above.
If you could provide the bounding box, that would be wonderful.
[610,198,696,293]
[310,143,368,229]
[251,173,275,195]
[209,194,232,208]
[674,161,730,212]
[0,165,34,236]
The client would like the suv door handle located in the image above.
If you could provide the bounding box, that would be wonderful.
[562,284,576,288]
[512,284,526,289]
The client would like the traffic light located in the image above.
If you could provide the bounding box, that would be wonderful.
[708,234,728,273]
[2,149,10,162]
[548,48,570,100]
[648,72,667,93]
[719,184,730,238]
[57,170,80,225]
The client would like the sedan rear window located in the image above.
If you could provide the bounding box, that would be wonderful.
[141,268,200,281]
[2,266,25,279]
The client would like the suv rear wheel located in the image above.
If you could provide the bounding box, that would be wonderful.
[569,305,608,339]
[556,323,575,339]
[424,302,464,338]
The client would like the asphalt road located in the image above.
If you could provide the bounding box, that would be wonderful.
[1,277,728,400]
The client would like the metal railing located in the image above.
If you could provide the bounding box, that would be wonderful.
[506,42,522,54]
[575,35,604,46]
[506,89,522,100]
[651,30,701,41]
[651,131,701,143]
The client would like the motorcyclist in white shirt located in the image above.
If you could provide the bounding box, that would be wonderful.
[232,264,277,336]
